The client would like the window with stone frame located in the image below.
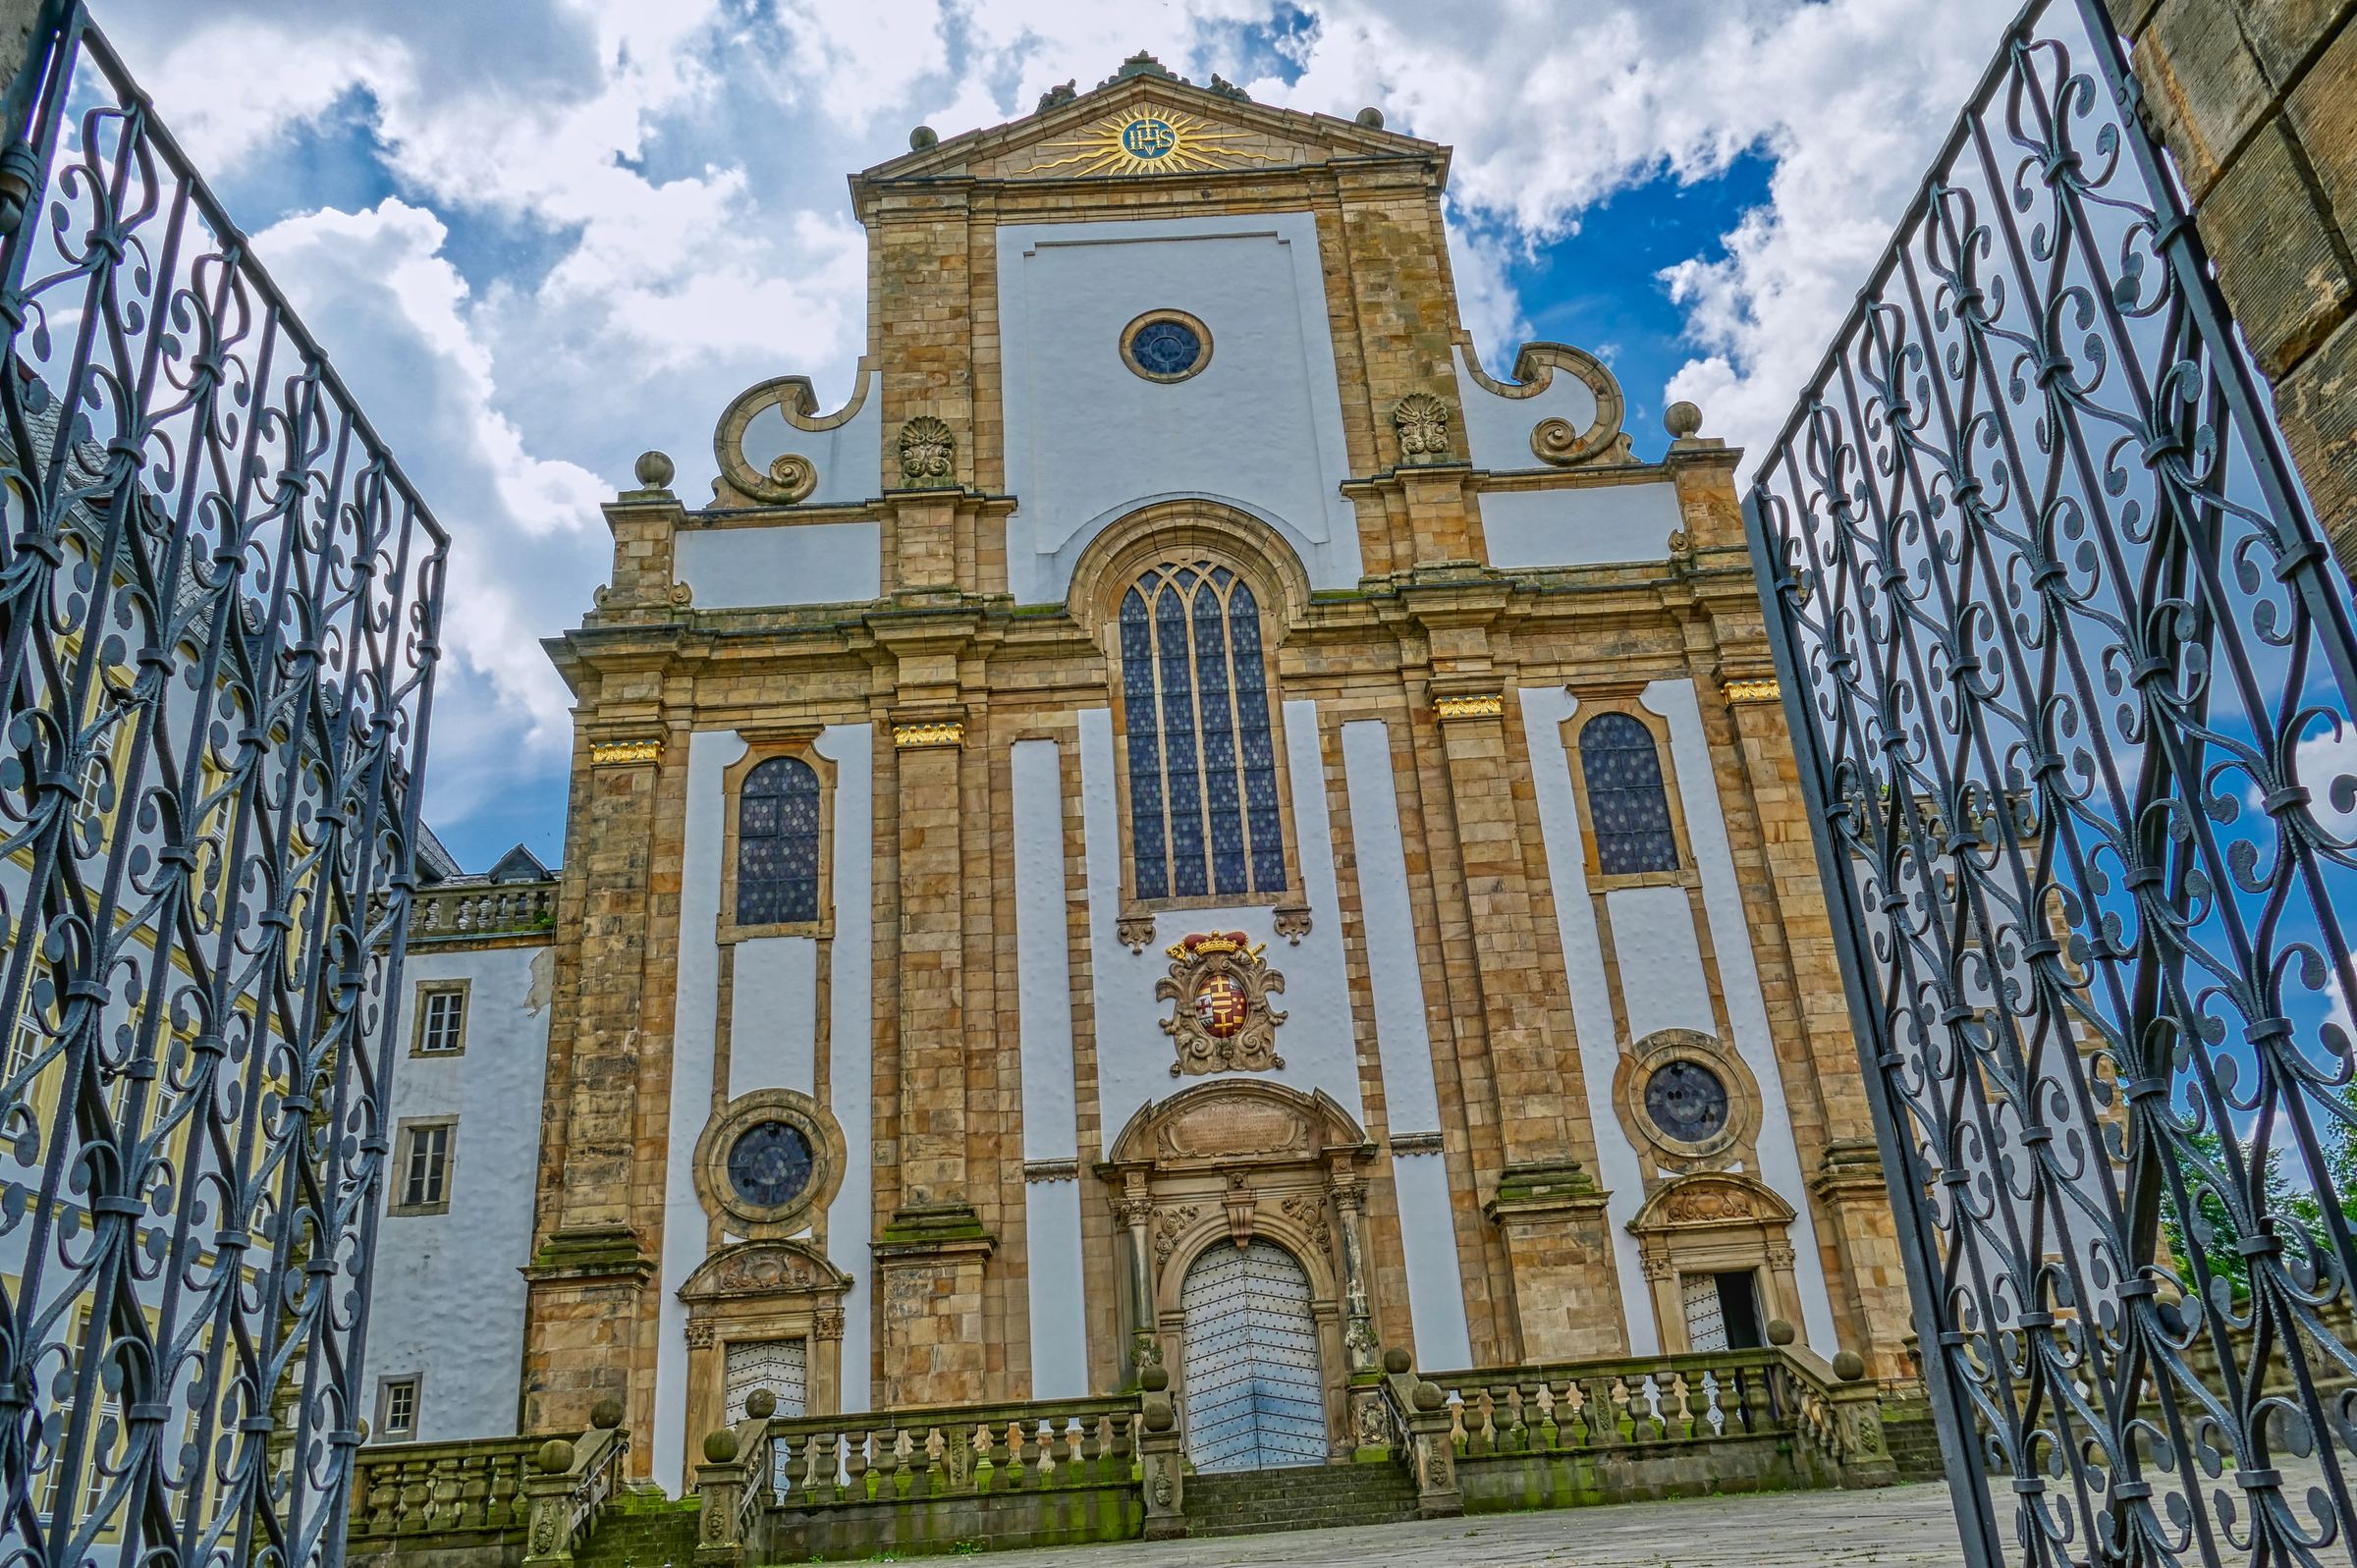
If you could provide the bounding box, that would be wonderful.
[1119,562,1286,901]
[1578,711,1679,875]
[735,756,823,926]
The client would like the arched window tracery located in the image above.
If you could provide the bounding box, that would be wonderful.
[1120,562,1286,901]
[737,756,823,925]
[1578,711,1678,875]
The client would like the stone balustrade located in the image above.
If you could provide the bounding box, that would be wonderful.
[350,1434,540,1543]
[698,1392,1147,1562]
[1403,1343,1896,1509]
[405,879,559,944]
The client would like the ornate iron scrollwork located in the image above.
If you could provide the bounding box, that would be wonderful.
[0,8,446,1565]
[1748,3,2357,1564]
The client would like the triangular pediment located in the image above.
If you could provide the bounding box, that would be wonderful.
[859,72,1441,189]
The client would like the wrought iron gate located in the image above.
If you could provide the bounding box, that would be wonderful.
[0,5,447,1568]
[1747,1,2357,1563]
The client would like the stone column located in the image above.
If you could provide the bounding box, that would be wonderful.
[1406,605,1623,1363]
[1116,1176,1158,1376]
[1329,1162,1376,1372]
[872,699,995,1407]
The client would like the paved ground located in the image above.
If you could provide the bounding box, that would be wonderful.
[983,1483,1971,1567]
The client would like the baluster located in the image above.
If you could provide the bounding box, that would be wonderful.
[1010,1421,1034,1489]
[1046,1417,1071,1487]
[1670,1373,1693,1439]
[1704,1370,1727,1436]
[1610,1377,1634,1444]
[1507,1384,1531,1452]
[1079,1413,1104,1485]
[801,1433,826,1500]
[921,1425,945,1497]
[398,1458,430,1532]
[843,1428,869,1501]
[1638,1374,1666,1442]
[361,1457,396,1534]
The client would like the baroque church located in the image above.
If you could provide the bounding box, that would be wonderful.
[373,52,1914,1488]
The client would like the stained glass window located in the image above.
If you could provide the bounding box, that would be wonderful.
[1121,563,1288,901]
[1579,712,1678,874]
[738,756,823,924]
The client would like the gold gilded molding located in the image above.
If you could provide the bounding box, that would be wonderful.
[1433,693,1504,721]
[893,721,964,749]
[1724,679,1782,704]
[589,738,664,765]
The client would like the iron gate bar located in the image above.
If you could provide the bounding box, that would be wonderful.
[1747,1,2357,1565]
[0,6,447,1568]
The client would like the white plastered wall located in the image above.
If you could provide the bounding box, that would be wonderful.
[1338,719,1475,1372]
[1522,682,1840,1358]
[368,944,552,1441]
[1012,738,1089,1398]
[654,724,875,1486]
[1074,702,1365,1151]
[997,211,1360,603]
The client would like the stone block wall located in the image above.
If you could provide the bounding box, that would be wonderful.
[2112,0,2357,566]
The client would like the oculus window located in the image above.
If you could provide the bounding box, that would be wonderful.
[1579,712,1679,874]
[737,757,822,925]
[1643,1059,1729,1143]
[728,1120,815,1209]
[1120,562,1285,901]
[1121,309,1212,383]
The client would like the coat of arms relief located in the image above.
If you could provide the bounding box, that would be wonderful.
[1158,931,1286,1075]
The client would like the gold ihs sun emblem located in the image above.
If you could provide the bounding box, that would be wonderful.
[1029,107,1286,178]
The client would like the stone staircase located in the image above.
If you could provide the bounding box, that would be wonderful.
[575,1489,702,1568]
[1182,1461,1422,1539]
[1880,1399,1946,1483]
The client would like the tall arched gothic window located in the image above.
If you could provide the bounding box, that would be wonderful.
[1579,712,1678,874]
[1120,563,1286,901]
[737,757,822,924]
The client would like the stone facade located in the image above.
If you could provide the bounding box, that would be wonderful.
[508,62,1910,1487]
[2113,0,2357,566]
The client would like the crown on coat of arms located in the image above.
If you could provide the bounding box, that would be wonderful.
[1165,930,1260,961]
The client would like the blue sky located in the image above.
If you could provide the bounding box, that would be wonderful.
[87,0,2015,872]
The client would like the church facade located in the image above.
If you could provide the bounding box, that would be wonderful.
[503,56,1913,1489]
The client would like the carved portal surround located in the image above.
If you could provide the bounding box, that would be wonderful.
[1102,1081,1374,1459]
[678,1240,854,1449]
[1627,1173,1803,1353]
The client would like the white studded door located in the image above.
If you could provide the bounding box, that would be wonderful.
[1178,1239,1328,1472]
[723,1338,807,1425]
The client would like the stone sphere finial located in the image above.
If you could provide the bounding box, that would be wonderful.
[1664,401,1703,440]
[1139,1364,1170,1392]
[589,1397,625,1431]
[633,450,675,490]
[536,1438,576,1476]
[745,1389,778,1419]
[703,1429,740,1465]
[1141,1394,1176,1432]
[1412,1380,1445,1412]
[1382,1346,1412,1376]
[1356,106,1385,130]
[909,126,939,150]
[1832,1349,1868,1382]
[1765,1318,1796,1346]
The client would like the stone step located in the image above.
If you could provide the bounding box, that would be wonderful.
[1182,1462,1422,1539]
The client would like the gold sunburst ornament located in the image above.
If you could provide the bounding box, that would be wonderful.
[1029,106,1286,178]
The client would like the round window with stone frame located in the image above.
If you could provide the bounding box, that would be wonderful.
[1643,1059,1729,1143]
[1121,309,1213,384]
[692,1090,846,1238]
[1618,1027,1753,1162]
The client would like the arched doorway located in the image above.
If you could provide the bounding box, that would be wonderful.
[1178,1239,1327,1471]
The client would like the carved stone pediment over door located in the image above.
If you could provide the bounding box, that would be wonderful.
[676,1240,853,1485]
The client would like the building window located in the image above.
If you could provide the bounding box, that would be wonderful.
[376,1377,420,1441]
[391,1121,453,1215]
[415,986,467,1055]
[1578,712,1679,874]
[736,757,822,926]
[1120,563,1285,901]
[7,1013,41,1080]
